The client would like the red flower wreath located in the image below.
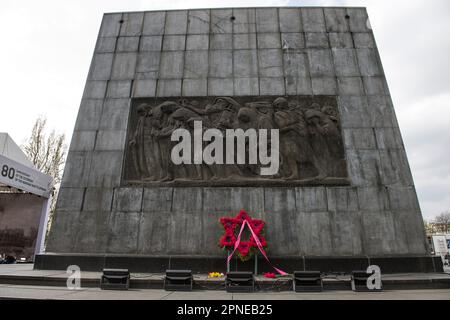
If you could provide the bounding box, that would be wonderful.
[219,210,267,261]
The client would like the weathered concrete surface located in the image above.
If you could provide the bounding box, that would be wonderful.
[45,7,428,263]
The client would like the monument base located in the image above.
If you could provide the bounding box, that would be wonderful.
[34,254,443,274]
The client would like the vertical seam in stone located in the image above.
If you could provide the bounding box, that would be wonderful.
[156,11,167,97]
[181,10,189,97]
[80,187,87,212]
[277,8,287,96]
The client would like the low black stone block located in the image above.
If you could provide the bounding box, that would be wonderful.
[34,254,442,274]
[370,256,443,274]
[305,256,369,274]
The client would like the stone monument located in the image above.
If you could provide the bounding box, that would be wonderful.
[36,7,440,273]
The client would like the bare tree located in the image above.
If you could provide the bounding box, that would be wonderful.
[434,211,450,234]
[22,116,67,216]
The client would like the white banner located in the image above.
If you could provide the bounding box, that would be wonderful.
[0,154,53,198]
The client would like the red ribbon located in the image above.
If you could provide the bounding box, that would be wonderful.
[227,220,288,276]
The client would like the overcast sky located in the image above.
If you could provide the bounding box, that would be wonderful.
[0,0,448,220]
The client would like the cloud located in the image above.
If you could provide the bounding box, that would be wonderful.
[0,0,448,219]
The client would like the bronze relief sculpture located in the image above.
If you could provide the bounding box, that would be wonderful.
[123,96,349,186]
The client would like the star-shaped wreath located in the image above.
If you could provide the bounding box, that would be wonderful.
[219,210,267,261]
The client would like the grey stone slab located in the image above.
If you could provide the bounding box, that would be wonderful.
[186,34,209,50]
[346,8,371,32]
[363,76,389,95]
[327,187,359,212]
[281,33,304,49]
[254,8,278,33]
[187,9,210,34]
[45,211,80,252]
[61,151,92,188]
[95,37,116,53]
[172,187,202,213]
[367,95,399,128]
[283,50,308,78]
[119,12,144,36]
[311,77,337,95]
[88,54,113,80]
[353,32,376,48]
[184,50,209,78]
[203,187,264,216]
[210,34,232,49]
[111,53,138,80]
[295,187,327,212]
[162,35,186,51]
[301,8,326,32]
[83,81,107,99]
[99,13,122,37]
[285,76,312,95]
[356,48,383,76]
[157,79,182,97]
[337,77,365,95]
[279,8,302,32]
[106,80,132,98]
[165,11,188,35]
[139,36,163,51]
[209,50,232,77]
[329,33,353,49]
[357,187,389,211]
[297,211,333,256]
[95,130,127,151]
[211,9,233,34]
[107,211,141,253]
[74,99,103,131]
[264,188,299,255]
[324,8,349,32]
[257,33,281,49]
[143,11,165,35]
[132,79,157,97]
[233,33,257,49]
[307,49,334,77]
[360,210,397,255]
[233,50,258,77]
[116,36,140,52]
[345,149,382,187]
[375,127,404,149]
[343,128,376,149]
[138,210,170,254]
[232,8,256,33]
[234,77,259,96]
[69,131,96,151]
[338,95,371,128]
[201,209,228,255]
[99,99,130,130]
[329,210,363,255]
[258,49,283,77]
[387,186,421,212]
[259,77,285,95]
[113,187,143,212]
[167,210,202,255]
[379,149,414,187]
[75,210,110,253]
[264,188,296,212]
[142,188,173,212]
[182,78,207,96]
[393,210,428,254]
[83,188,114,212]
[305,32,329,48]
[332,48,360,77]
[55,188,85,212]
[159,51,184,78]
[87,151,124,187]
[136,52,160,79]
